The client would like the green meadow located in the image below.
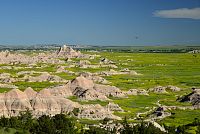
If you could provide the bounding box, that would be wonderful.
[97,52,200,90]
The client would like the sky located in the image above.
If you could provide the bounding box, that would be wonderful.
[0,0,200,46]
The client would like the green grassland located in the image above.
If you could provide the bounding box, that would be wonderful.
[161,109,200,126]
[13,81,60,91]
[68,96,109,106]
[95,52,200,90]
[0,88,12,93]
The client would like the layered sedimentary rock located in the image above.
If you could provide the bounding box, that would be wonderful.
[56,45,81,58]
[106,102,124,112]
[127,89,149,95]
[45,83,73,97]
[94,84,125,98]
[80,72,110,84]
[78,104,121,120]
[24,72,67,83]
[149,85,181,93]
[3,89,33,117]
[0,87,78,118]
[179,88,200,108]
[70,76,125,100]
[0,45,87,65]
[0,50,63,64]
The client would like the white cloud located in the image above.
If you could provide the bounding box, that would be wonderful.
[153,7,200,20]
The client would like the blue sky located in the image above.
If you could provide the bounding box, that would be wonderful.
[0,0,200,46]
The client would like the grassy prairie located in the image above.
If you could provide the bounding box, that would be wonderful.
[13,81,60,91]
[161,109,200,126]
[68,96,109,106]
[0,88,12,93]
[97,52,200,90]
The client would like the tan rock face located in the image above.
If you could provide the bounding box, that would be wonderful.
[127,89,149,95]
[106,102,124,112]
[26,72,67,83]
[70,76,108,100]
[149,85,181,93]
[70,76,125,100]
[80,72,110,84]
[56,66,66,73]
[46,83,73,97]
[56,45,81,58]
[70,76,94,91]
[0,88,79,117]
[24,87,37,99]
[31,95,62,116]
[0,93,8,117]
[73,87,108,101]
[0,50,62,65]
[78,104,121,120]
[94,84,125,98]
[166,85,181,92]
[4,89,32,116]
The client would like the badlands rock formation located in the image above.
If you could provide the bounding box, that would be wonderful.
[149,86,167,93]
[127,89,149,95]
[106,102,124,112]
[0,45,92,65]
[78,104,121,120]
[80,72,110,84]
[0,50,63,64]
[151,107,171,119]
[149,85,181,93]
[70,76,125,100]
[0,88,78,117]
[0,85,121,120]
[25,72,67,83]
[0,75,125,120]
[179,88,200,107]
[56,45,81,58]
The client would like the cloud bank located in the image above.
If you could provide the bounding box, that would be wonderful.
[154,7,200,20]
